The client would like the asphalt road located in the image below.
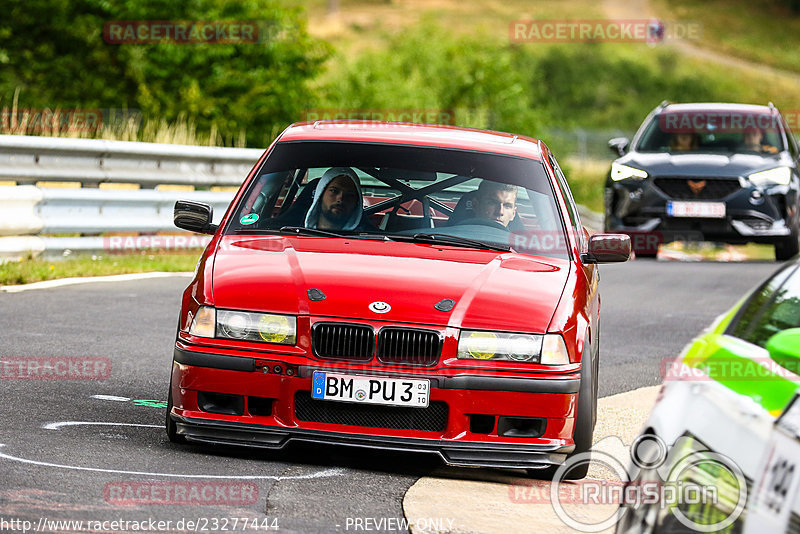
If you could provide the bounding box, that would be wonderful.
[0,259,781,533]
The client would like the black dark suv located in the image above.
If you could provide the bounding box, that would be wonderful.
[605,102,800,260]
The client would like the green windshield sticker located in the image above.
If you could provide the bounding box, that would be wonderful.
[240,213,259,225]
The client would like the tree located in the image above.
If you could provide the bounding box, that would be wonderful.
[0,0,330,146]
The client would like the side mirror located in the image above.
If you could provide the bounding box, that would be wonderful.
[174,200,217,235]
[581,233,631,263]
[767,328,800,373]
[608,137,629,157]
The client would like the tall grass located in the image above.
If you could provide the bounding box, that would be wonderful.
[0,89,245,147]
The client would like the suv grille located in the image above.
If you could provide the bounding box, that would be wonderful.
[294,391,448,432]
[653,177,741,200]
[377,328,441,366]
[312,323,373,360]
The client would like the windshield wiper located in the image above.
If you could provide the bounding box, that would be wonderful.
[408,233,512,252]
[279,226,345,238]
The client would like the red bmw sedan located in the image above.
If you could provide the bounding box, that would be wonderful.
[166,121,630,479]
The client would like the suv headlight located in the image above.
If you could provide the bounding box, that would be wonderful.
[457,331,570,364]
[748,167,791,186]
[187,306,297,345]
[611,163,648,181]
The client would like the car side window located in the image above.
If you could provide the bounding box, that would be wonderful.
[549,154,586,251]
[728,265,800,348]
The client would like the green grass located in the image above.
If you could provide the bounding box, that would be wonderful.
[0,252,200,286]
[654,0,800,74]
[660,242,776,261]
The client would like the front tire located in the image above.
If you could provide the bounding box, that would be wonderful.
[775,225,800,261]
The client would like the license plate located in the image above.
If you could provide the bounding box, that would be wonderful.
[666,201,726,218]
[311,371,429,408]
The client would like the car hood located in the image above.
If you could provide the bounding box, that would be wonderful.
[210,235,570,332]
[621,151,788,177]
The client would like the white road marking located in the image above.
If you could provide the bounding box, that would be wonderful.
[43,421,158,431]
[0,440,345,480]
[90,395,131,402]
[1,272,193,293]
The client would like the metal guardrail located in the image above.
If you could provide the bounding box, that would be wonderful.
[0,185,233,261]
[0,134,256,260]
[0,134,262,188]
[0,186,233,235]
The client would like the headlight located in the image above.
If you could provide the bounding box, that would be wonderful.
[457,331,571,363]
[186,306,296,345]
[611,163,648,181]
[217,310,296,345]
[748,167,791,186]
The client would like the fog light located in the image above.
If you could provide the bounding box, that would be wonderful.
[750,190,765,205]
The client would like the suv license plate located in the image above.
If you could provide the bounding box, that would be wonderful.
[667,201,726,218]
[311,371,429,408]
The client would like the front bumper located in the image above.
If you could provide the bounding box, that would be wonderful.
[171,415,572,469]
[605,178,795,245]
[169,345,579,469]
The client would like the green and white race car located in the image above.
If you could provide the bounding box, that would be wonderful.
[617,256,800,533]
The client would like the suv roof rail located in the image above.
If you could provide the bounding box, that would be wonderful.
[768,101,779,114]
[657,100,671,110]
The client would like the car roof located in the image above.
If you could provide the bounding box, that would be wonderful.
[658,102,777,115]
[277,121,545,160]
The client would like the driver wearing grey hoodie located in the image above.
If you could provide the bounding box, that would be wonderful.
[304,167,365,231]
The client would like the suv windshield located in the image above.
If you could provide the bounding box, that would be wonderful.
[225,141,569,259]
[636,111,786,154]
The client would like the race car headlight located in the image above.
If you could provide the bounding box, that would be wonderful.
[611,163,648,181]
[457,331,543,362]
[748,167,791,186]
[188,306,216,338]
[217,310,296,345]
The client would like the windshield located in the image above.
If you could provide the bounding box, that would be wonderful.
[224,140,569,259]
[636,111,785,154]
